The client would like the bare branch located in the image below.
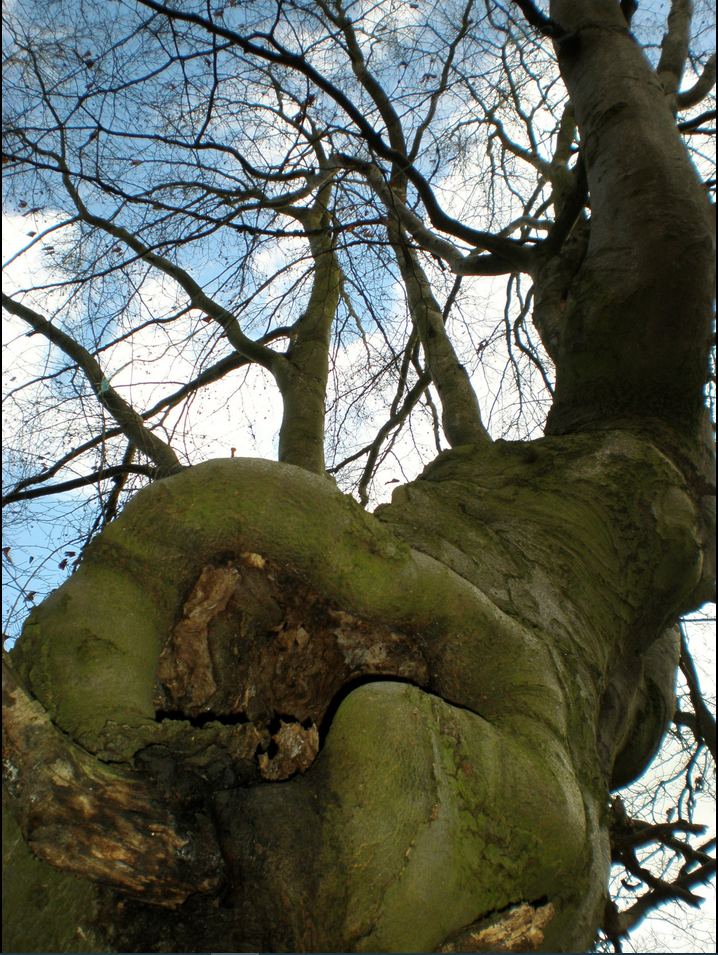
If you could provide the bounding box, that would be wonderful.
[2,464,157,506]
[356,371,432,507]
[133,0,532,260]
[657,0,694,100]
[336,154,533,275]
[676,53,717,109]
[677,109,717,133]
[2,294,182,477]
[679,624,717,761]
[511,0,566,39]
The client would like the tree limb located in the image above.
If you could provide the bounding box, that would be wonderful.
[134,0,532,261]
[677,109,717,133]
[679,625,717,761]
[1,350,255,504]
[2,464,157,506]
[355,371,432,507]
[1,294,182,478]
[511,0,566,38]
[336,154,533,275]
[51,145,281,373]
[676,53,717,109]
[384,213,490,448]
[657,0,693,100]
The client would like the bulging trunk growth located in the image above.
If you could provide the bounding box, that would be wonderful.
[3,420,709,951]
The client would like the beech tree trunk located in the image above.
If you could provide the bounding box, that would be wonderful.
[2,1,715,952]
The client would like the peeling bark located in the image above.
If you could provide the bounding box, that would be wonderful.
[438,902,556,953]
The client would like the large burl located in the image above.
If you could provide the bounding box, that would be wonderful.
[5,432,704,952]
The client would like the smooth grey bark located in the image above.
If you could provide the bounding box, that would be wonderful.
[545,0,714,465]
[388,226,492,448]
[275,186,341,474]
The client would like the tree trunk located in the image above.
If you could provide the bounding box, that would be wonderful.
[544,0,714,469]
[2,1,715,952]
[3,423,709,952]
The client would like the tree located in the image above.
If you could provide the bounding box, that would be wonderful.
[2,0,716,951]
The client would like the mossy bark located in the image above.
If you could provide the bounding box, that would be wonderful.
[3,426,709,952]
[2,807,107,955]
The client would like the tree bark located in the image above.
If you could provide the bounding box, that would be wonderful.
[276,186,341,474]
[2,1,715,952]
[544,0,714,472]
[4,427,708,951]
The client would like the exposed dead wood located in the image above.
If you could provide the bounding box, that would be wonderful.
[438,902,555,953]
[2,651,224,907]
[154,554,429,738]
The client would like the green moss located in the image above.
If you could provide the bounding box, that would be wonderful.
[381,430,702,667]
[2,806,107,954]
[14,458,572,746]
[13,563,162,743]
[7,439,696,951]
[315,682,594,953]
